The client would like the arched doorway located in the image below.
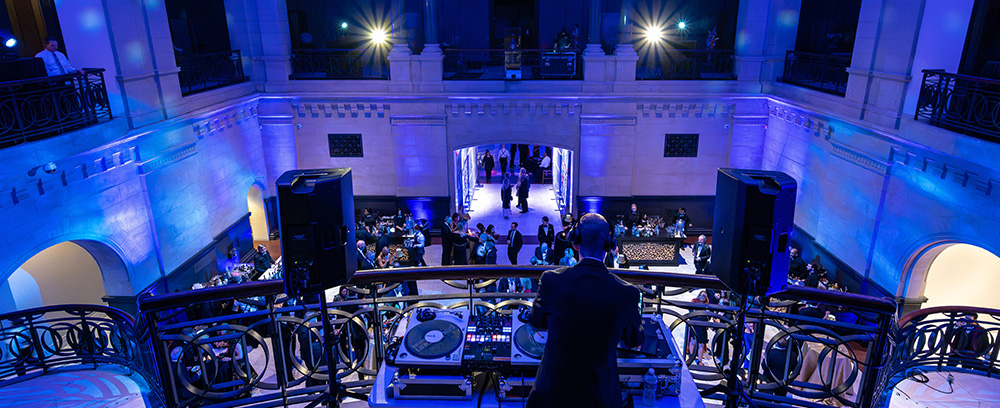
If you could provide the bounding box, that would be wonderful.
[900,242,1000,313]
[247,184,270,241]
[454,144,573,229]
[0,239,133,314]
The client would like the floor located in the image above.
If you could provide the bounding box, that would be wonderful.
[0,365,152,408]
[465,177,562,236]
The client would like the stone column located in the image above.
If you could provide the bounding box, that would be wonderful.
[585,0,603,55]
[614,0,638,92]
[258,100,297,194]
[416,0,444,92]
[733,0,800,93]
[388,0,414,91]
[582,0,610,91]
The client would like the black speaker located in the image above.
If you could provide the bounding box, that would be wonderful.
[711,169,796,297]
[277,168,356,297]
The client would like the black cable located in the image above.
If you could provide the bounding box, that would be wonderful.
[476,372,488,408]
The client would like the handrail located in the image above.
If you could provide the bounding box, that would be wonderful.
[896,304,1000,327]
[918,68,1000,86]
[0,67,103,86]
[0,68,112,148]
[914,69,1000,140]
[0,303,135,325]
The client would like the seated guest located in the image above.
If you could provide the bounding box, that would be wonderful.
[252,244,273,276]
[671,207,691,233]
[376,247,392,269]
[357,240,375,270]
[532,242,554,265]
[36,37,84,76]
[558,248,578,266]
[763,336,800,397]
[788,248,807,279]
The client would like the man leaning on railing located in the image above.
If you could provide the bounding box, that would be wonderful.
[35,37,84,77]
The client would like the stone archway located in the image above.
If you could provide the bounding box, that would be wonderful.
[898,239,1000,315]
[247,183,270,241]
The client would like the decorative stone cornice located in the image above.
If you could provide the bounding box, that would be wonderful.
[732,116,768,125]
[0,144,138,209]
[137,142,198,175]
[446,102,579,116]
[293,103,389,118]
[830,141,890,175]
[193,105,258,137]
[580,115,636,126]
[635,103,733,118]
[390,116,447,126]
[767,104,834,139]
[889,146,1000,199]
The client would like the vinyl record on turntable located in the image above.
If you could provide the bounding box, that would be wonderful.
[514,324,547,359]
[404,319,464,359]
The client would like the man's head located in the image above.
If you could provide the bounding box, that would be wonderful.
[630,203,637,212]
[542,216,549,225]
[511,222,518,230]
[697,235,706,245]
[356,240,366,251]
[540,243,548,252]
[678,207,686,215]
[576,213,611,257]
[257,244,267,253]
[43,37,58,52]
[790,247,799,258]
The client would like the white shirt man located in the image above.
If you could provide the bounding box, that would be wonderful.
[540,153,551,169]
[35,38,81,76]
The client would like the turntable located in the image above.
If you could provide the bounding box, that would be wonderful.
[511,308,546,368]
[394,308,470,369]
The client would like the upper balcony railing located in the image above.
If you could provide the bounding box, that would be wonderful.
[0,68,112,149]
[290,49,390,80]
[780,51,851,96]
[636,49,736,80]
[914,69,1000,142]
[136,265,896,408]
[443,49,582,80]
[176,50,247,96]
[0,304,163,406]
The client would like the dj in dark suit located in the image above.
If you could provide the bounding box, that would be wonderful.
[692,235,711,275]
[527,214,643,408]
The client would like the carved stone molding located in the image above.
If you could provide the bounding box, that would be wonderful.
[193,105,259,136]
[293,103,389,118]
[732,116,768,125]
[0,144,138,209]
[446,102,579,116]
[635,103,733,118]
[830,141,890,175]
[580,115,637,126]
[889,146,1000,199]
[768,104,833,139]
[258,116,293,125]
[137,143,198,175]
[389,116,447,126]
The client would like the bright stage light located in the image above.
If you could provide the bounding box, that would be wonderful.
[677,21,687,30]
[4,38,15,48]
[644,26,664,42]
[341,22,348,29]
[371,29,388,44]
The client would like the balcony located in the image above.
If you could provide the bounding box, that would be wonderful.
[915,69,1000,142]
[779,51,851,96]
[443,49,582,80]
[0,68,112,149]
[636,49,736,80]
[290,49,390,80]
[175,50,248,96]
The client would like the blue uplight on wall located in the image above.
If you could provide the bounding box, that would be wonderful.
[580,197,604,214]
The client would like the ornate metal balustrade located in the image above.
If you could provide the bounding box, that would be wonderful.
[443,49,582,80]
[879,306,1000,407]
[0,68,111,149]
[914,69,1000,142]
[176,50,247,96]
[780,51,851,95]
[636,49,735,80]
[137,266,896,408]
[290,49,389,80]
[0,304,163,406]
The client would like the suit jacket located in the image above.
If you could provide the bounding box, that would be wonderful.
[537,224,555,246]
[692,243,711,267]
[527,259,643,408]
[789,256,807,279]
[508,230,523,253]
[533,247,553,265]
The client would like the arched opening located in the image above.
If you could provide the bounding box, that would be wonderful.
[248,184,270,241]
[0,239,133,314]
[454,144,572,229]
[921,244,1000,311]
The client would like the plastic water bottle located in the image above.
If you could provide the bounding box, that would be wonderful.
[642,368,657,405]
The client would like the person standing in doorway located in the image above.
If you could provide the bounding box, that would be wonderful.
[507,222,523,265]
[482,150,496,184]
[498,145,511,177]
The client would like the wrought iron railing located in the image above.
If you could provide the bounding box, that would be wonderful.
[780,51,851,95]
[878,306,1000,407]
[914,69,1000,141]
[0,68,111,149]
[0,304,163,406]
[175,50,247,96]
[443,49,582,80]
[290,49,389,80]
[636,49,736,80]
[137,266,896,408]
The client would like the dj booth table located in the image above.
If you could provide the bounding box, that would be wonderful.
[368,364,705,407]
[618,236,686,267]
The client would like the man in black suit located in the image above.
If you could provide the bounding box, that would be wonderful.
[788,248,807,280]
[763,336,800,397]
[537,216,555,249]
[516,169,531,213]
[532,243,554,265]
[507,222,523,264]
[692,234,711,274]
[527,213,643,408]
[798,302,824,319]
